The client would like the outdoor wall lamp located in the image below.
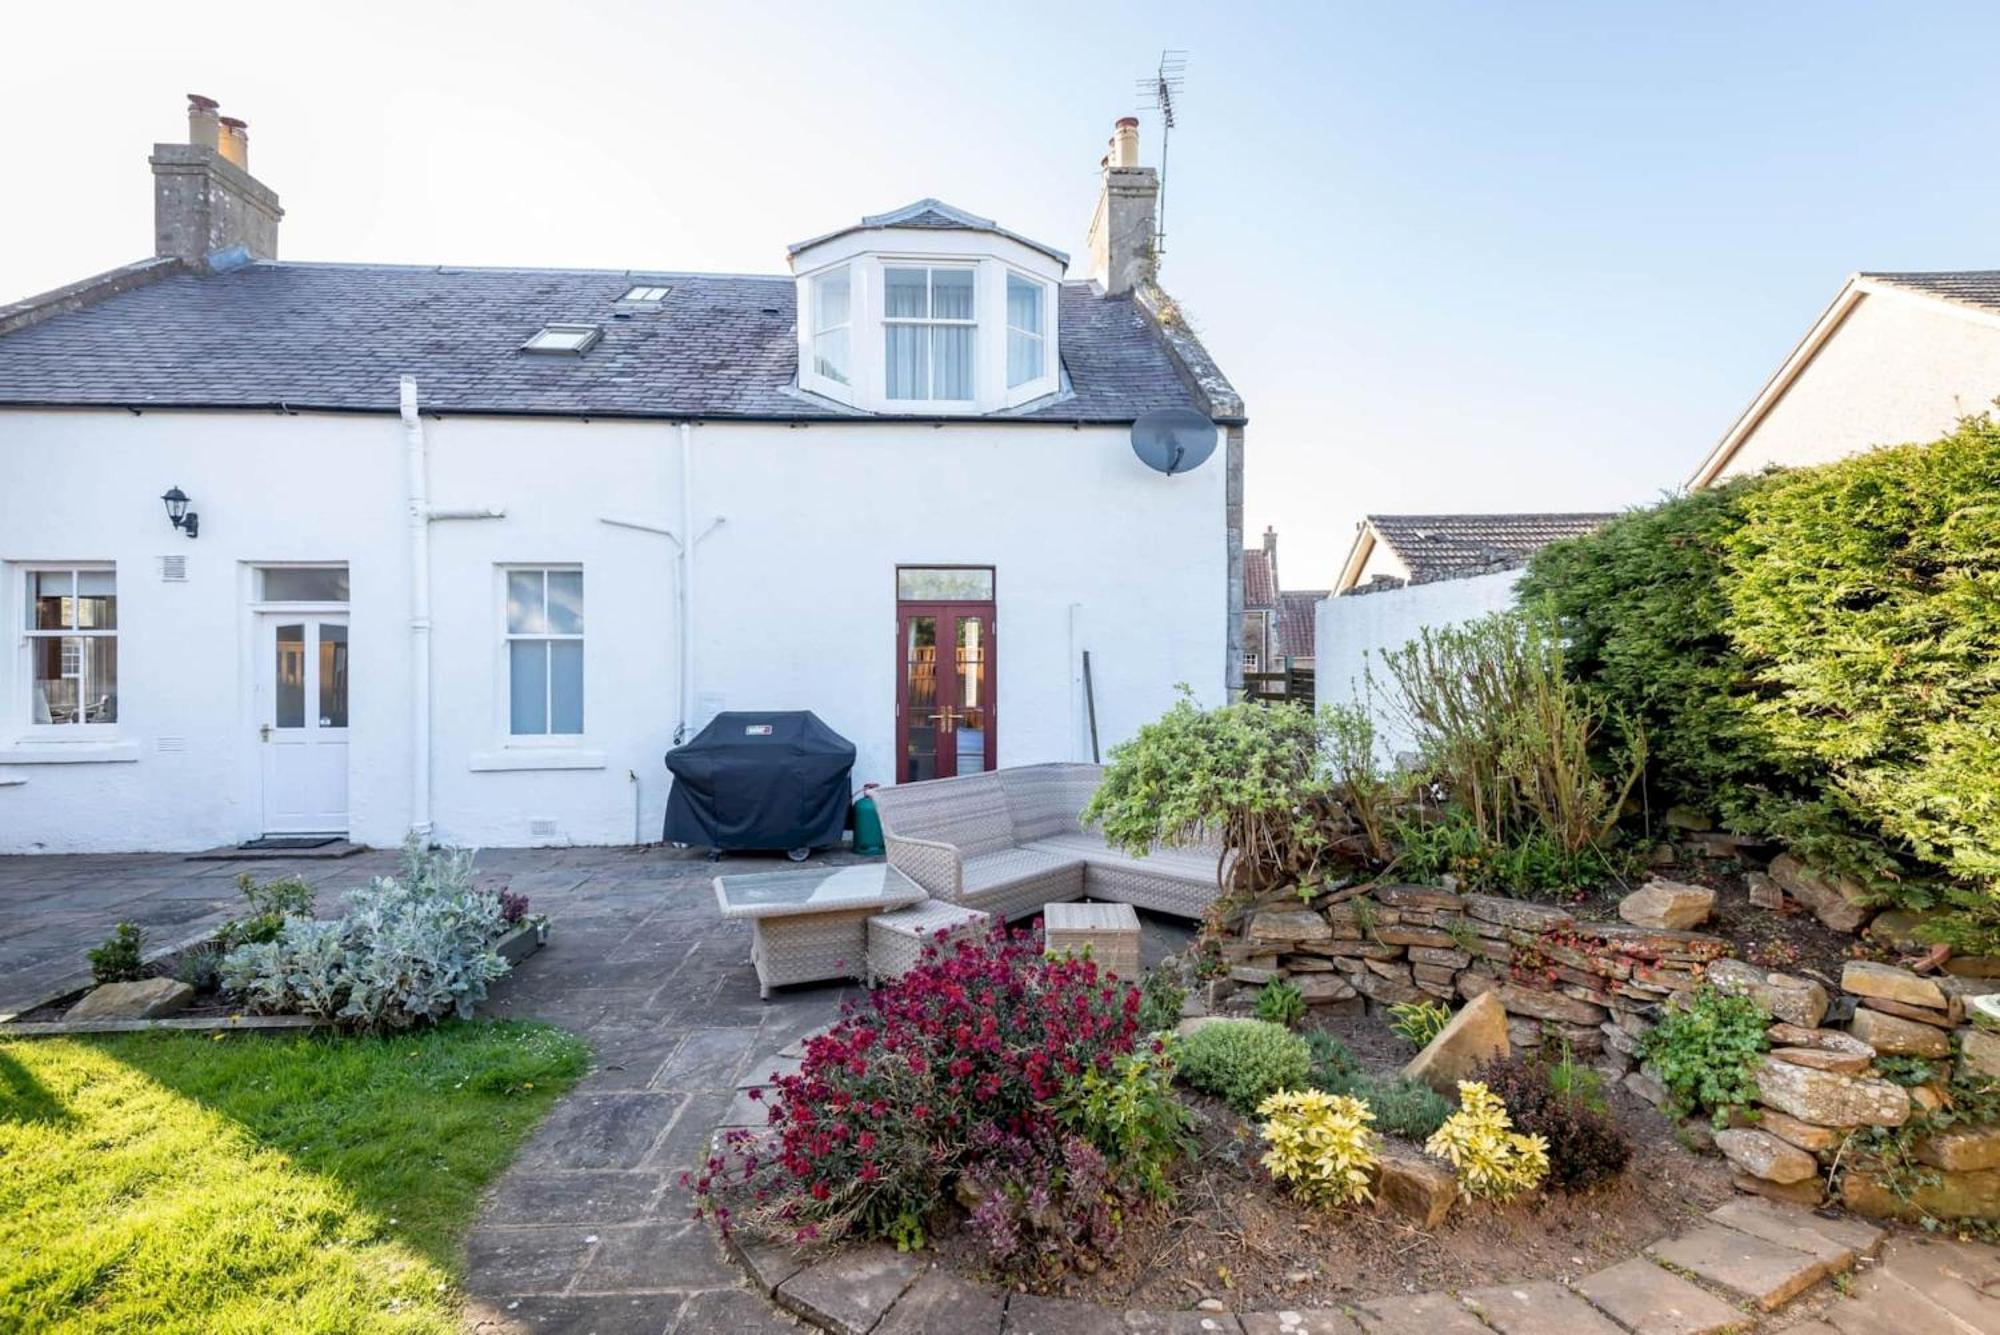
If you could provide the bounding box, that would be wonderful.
[161,486,200,539]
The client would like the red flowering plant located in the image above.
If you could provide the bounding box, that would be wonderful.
[688,923,1164,1269]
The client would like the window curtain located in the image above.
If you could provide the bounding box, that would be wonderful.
[886,268,928,399]
[931,271,974,399]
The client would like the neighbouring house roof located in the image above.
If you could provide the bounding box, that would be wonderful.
[1243,548,1276,609]
[1688,269,2000,488]
[788,198,1071,266]
[1276,590,1325,660]
[1335,512,1617,594]
[0,259,1219,424]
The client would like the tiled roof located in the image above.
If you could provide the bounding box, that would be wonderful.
[0,261,1208,423]
[1243,549,1276,608]
[1364,513,1617,586]
[1863,270,2000,315]
[1276,590,1324,660]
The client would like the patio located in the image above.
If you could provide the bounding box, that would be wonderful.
[0,843,1190,1332]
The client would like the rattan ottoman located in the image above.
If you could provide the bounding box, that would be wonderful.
[866,900,991,985]
[1043,901,1141,979]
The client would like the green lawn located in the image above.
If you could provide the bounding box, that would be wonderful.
[0,1022,589,1334]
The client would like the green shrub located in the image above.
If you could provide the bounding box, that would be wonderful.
[1638,985,1771,1126]
[173,943,222,992]
[1321,1069,1453,1141]
[1258,1088,1379,1207]
[1372,612,1642,895]
[1724,420,2000,947]
[88,922,146,984]
[1174,1019,1313,1114]
[219,872,317,950]
[1136,964,1187,1035]
[1255,979,1307,1029]
[1391,807,1620,895]
[1059,1046,1194,1204]
[1081,690,1338,895]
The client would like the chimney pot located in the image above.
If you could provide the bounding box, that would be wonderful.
[1110,117,1140,168]
[1086,117,1158,296]
[217,115,249,170]
[186,94,220,152]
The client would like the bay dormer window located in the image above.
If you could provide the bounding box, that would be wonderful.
[790,200,1065,414]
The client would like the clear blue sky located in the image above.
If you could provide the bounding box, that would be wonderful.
[8,1,1998,583]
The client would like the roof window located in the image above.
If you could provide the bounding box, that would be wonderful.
[621,285,670,303]
[522,323,602,355]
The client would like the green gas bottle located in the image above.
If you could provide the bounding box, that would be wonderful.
[852,786,885,856]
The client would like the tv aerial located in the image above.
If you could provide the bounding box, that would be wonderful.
[1130,407,1218,476]
[1137,50,1187,260]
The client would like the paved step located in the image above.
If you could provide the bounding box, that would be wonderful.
[1647,1223,1831,1311]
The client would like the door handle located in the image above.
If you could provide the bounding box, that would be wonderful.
[260,724,272,742]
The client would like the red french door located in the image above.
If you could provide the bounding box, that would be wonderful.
[896,601,997,782]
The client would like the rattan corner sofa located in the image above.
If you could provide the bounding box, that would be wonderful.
[869,762,1226,922]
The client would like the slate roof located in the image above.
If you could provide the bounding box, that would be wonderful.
[1360,513,1617,587]
[1243,549,1276,608]
[1275,590,1325,660]
[0,260,1212,423]
[1862,270,2000,315]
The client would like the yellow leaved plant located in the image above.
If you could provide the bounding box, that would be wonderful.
[1256,1088,1379,1207]
[1424,1080,1550,1201]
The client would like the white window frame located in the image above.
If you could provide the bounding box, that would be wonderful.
[522,324,602,355]
[501,565,585,743]
[810,265,852,387]
[621,285,670,303]
[21,564,119,740]
[882,263,978,404]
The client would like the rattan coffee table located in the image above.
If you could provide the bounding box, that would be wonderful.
[713,863,928,997]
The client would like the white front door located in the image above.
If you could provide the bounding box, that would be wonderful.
[258,613,350,833]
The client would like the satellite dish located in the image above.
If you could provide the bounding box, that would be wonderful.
[1131,407,1218,476]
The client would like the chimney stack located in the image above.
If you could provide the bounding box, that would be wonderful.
[1086,117,1159,296]
[151,94,283,268]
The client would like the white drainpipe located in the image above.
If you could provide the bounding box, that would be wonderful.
[401,375,432,837]
[678,421,695,743]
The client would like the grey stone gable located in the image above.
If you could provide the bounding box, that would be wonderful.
[1364,512,1620,586]
[1863,270,2000,316]
[0,261,1206,422]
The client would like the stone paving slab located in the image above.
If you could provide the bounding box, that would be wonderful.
[1572,1258,1747,1335]
[465,1292,685,1334]
[1856,1234,2000,1333]
[874,1269,1006,1335]
[1461,1280,1625,1334]
[774,1245,927,1335]
[1239,1310,1365,1334]
[1647,1223,1829,1311]
[1353,1291,1491,1334]
[1707,1197,1883,1267]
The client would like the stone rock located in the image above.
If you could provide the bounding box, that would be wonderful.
[1461,895,1573,932]
[1768,853,1874,934]
[1665,804,1713,831]
[1248,910,1333,945]
[1283,956,1335,972]
[1960,1027,2000,1080]
[1916,1125,2000,1173]
[1573,1256,1745,1335]
[1372,884,1464,912]
[1863,909,1929,952]
[1767,1046,1871,1075]
[1746,871,1785,910]
[1230,966,1280,987]
[1715,1127,1818,1184]
[1623,1070,1668,1107]
[1857,994,1958,1028]
[1842,1167,2000,1222]
[1766,1023,1875,1057]
[1730,1168,1823,1207]
[1300,941,1402,961]
[64,977,193,1021]
[1402,991,1508,1093]
[1688,831,1753,860]
[1506,1017,1545,1049]
[1374,925,1458,949]
[1841,960,1947,1010]
[1945,955,2000,978]
[1292,973,1357,1004]
[1351,968,1423,1007]
[1744,1107,1844,1152]
[1363,958,1412,981]
[1754,1055,1910,1128]
[1371,1146,1457,1228]
[1493,982,1608,1028]
[1408,945,1471,969]
[1618,879,1716,931]
[1848,1008,1950,1057]
[1706,958,1829,1029]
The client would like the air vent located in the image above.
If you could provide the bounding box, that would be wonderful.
[529,818,560,839]
[159,554,188,582]
[156,736,187,753]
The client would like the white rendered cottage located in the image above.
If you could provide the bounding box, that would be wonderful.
[0,101,1244,854]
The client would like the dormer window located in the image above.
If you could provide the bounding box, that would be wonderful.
[885,267,975,401]
[1006,273,1046,388]
[789,199,1066,414]
[811,267,851,385]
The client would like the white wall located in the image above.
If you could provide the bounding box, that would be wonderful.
[1718,291,2000,481]
[1314,569,1519,762]
[0,407,1224,852]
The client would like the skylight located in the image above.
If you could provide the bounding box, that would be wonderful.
[622,285,670,302]
[522,323,602,354]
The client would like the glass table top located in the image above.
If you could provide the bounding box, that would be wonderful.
[712,862,926,918]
